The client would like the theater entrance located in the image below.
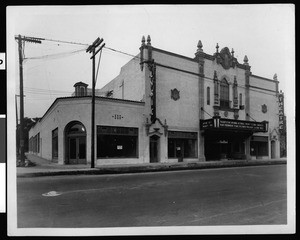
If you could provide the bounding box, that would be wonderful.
[204,130,250,161]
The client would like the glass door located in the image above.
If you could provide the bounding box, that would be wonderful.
[69,137,78,164]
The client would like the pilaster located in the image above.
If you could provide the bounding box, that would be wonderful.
[245,137,251,160]
[195,40,206,161]
[213,70,220,116]
[244,55,251,121]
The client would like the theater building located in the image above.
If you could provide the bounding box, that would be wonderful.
[28,36,282,165]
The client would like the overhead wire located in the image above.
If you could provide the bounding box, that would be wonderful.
[42,37,89,46]
[24,86,72,93]
[19,35,279,98]
[102,46,278,97]
[24,47,86,60]
[95,49,103,84]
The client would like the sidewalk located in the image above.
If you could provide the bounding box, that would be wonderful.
[17,154,287,178]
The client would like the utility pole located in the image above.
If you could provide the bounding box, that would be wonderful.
[15,95,19,128]
[15,35,43,165]
[86,37,105,168]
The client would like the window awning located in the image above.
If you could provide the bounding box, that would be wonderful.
[200,117,268,133]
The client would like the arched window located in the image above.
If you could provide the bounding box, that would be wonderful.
[67,123,86,135]
[220,78,229,108]
[207,87,210,105]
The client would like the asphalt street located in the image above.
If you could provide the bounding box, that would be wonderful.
[17,164,287,228]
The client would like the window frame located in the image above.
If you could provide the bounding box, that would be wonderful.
[97,126,139,159]
[168,131,198,159]
[220,78,230,108]
[207,86,210,105]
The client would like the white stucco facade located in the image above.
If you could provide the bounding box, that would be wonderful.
[29,36,282,165]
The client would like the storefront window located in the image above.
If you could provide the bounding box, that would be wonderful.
[168,131,197,158]
[250,137,269,157]
[97,126,138,158]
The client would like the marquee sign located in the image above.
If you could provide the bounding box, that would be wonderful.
[200,117,268,132]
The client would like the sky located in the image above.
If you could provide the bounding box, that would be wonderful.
[7,4,295,119]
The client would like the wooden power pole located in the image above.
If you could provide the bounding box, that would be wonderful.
[15,35,43,165]
[86,37,105,168]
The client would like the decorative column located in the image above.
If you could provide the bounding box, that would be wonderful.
[233,76,239,119]
[195,40,206,161]
[273,73,279,95]
[213,70,220,116]
[243,55,251,160]
[139,36,145,71]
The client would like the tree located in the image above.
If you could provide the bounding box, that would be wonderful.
[16,117,40,156]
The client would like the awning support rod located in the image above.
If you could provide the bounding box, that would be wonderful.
[201,107,213,118]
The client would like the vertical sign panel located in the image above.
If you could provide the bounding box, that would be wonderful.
[278,93,285,133]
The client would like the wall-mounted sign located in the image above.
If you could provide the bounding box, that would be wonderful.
[278,93,285,133]
[112,114,123,120]
[261,104,268,113]
[98,126,138,136]
[171,88,180,101]
[117,145,123,150]
[200,117,268,132]
[148,62,156,122]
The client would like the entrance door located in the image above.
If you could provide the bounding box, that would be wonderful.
[150,135,159,163]
[271,141,276,159]
[65,121,87,164]
[220,142,228,159]
[68,136,86,164]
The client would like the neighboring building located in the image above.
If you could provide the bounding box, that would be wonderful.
[29,36,283,165]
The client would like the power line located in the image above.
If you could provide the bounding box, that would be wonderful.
[101,46,278,97]
[18,34,279,98]
[24,86,72,93]
[103,46,139,60]
[14,35,89,47]
[24,91,72,96]
[95,49,103,84]
[24,48,86,60]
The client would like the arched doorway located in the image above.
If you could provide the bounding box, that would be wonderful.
[65,121,87,164]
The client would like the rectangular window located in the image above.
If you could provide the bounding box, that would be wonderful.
[52,128,58,159]
[220,80,230,108]
[220,99,230,108]
[168,131,198,158]
[32,135,38,153]
[97,126,138,158]
[207,87,210,105]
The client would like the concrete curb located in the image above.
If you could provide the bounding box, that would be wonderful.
[17,159,287,178]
